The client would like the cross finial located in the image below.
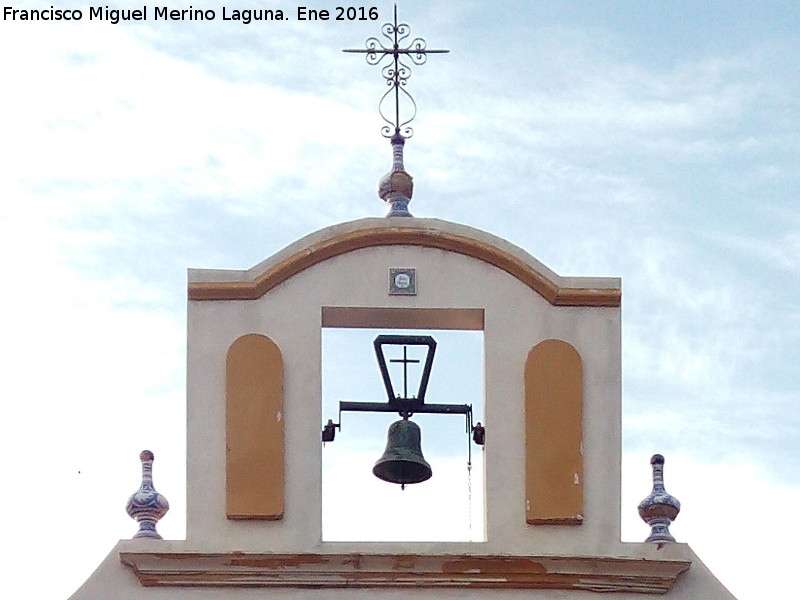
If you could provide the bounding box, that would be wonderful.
[343,3,448,139]
[343,4,449,216]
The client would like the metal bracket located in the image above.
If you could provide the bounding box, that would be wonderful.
[323,334,484,447]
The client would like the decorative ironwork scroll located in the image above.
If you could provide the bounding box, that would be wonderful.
[343,4,449,139]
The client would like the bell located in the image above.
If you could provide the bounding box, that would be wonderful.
[373,419,432,485]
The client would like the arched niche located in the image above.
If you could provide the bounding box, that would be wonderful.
[525,339,583,525]
[226,333,284,520]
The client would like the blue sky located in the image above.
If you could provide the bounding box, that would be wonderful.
[1,1,798,598]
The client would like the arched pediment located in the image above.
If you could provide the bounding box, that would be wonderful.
[188,218,620,307]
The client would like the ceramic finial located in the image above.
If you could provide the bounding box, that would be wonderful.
[125,450,170,539]
[379,133,414,216]
[638,454,681,543]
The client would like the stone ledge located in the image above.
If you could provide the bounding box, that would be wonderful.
[120,552,690,594]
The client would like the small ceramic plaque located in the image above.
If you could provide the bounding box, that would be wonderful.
[389,268,417,295]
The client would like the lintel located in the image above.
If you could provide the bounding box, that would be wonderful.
[322,307,484,330]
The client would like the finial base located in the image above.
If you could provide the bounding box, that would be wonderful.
[643,517,677,543]
[131,518,164,540]
[385,192,413,217]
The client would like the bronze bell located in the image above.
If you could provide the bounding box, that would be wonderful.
[373,419,432,485]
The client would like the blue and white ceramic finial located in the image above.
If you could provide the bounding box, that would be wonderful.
[126,450,170,539]
[343,4,448,217]
[379,133,414,216]
[637,454,681,543]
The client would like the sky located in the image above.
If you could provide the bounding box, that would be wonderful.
[0,1,798,598]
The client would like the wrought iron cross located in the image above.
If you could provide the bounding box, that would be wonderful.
[343,4,449,139]
[389,345,421,399]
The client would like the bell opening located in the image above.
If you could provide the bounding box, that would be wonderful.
[322,326,485,542]
[372,458,432,484]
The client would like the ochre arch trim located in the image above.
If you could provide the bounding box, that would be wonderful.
[525,339,583,525]
[226,334,284,520]
[188,227,620,307]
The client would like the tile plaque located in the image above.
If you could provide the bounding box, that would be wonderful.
[389,268,416,295]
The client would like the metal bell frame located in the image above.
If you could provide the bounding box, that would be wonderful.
[322,334,484,486]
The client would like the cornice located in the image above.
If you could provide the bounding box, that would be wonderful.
[120,551,688,593]
[188,220,621,307]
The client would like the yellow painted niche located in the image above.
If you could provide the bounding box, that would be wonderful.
[226,333,284,520]
[525,339,583,525]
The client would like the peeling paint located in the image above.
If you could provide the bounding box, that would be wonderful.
[120,550,690,592]
[441,557,546,574]
[228,554,329,569]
